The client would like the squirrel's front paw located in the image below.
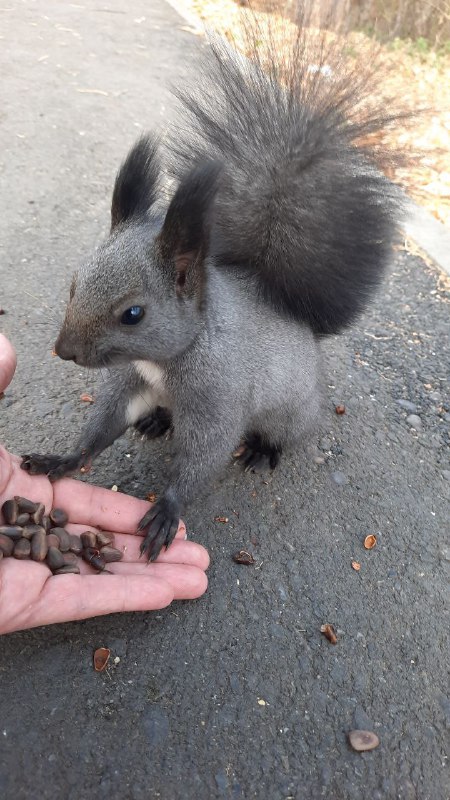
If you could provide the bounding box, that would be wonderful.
[138,494,180,562]
[21,453,82,480]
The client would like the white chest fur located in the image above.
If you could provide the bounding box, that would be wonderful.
[125,360,167,425]
[134,359,166,394]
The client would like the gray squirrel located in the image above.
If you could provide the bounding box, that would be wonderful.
[21,9,404,560]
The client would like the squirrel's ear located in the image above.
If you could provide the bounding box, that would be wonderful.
[111,135,160,230]
[158,160,222,296]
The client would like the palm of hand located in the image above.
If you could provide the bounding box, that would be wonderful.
[0,448,208,634]
[0,336,208,634]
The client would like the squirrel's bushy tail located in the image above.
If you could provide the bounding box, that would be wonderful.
[167,2,408,334]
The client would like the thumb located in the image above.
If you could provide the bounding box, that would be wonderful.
[0,334,17,394]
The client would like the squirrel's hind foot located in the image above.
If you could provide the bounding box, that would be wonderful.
[235,434,282,474]
[135,407,172,440]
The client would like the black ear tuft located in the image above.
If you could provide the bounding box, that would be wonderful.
[111,134,160,230]
[159,160,222,278]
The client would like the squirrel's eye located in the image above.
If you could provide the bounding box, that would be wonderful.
[121,306,145,325]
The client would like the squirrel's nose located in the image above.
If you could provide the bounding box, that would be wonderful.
[54,333,78,363]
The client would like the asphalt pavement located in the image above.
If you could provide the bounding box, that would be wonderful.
[0,2,449,798]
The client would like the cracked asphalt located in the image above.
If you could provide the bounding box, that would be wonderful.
[0,1,449,798]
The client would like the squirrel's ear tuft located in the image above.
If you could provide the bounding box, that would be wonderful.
[111,135,160,230]
[158,160,222,294]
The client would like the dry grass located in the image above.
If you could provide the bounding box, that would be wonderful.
[178,0,450,227]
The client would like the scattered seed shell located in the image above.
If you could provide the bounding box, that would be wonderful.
[214,516,229,523]
[232,549,256,565]
[320,623,338,644]
[93,647,110,672]
[351,561,361,571]
[146,492,157,503]
[348,730,380,752]
[80,393,94,403]
[364,534,377,550]
[335,404,346,415]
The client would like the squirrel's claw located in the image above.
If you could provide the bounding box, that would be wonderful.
[138,495,180,562]
[235,434,282,474]
[134,406,172,440]
[21,452,82,480]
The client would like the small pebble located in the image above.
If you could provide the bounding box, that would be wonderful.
[440,546,450,562]
[348,729,379,752]
[396,399,417,413]
[406,414,422,431]
[330,471,348,486]
[442,470,450,482]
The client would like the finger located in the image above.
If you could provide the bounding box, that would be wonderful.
[52,479,186,537]
[65,524,189,552]
[67,533,209,569]
[0,334,17,393]
[112,535,210,569]
[90,562,209,600]
[19,573,177,630]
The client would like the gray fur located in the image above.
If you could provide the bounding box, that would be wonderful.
[21,9,404,556]
[51,255,321,507]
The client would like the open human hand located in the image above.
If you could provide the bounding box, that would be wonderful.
[0,334,209,634]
